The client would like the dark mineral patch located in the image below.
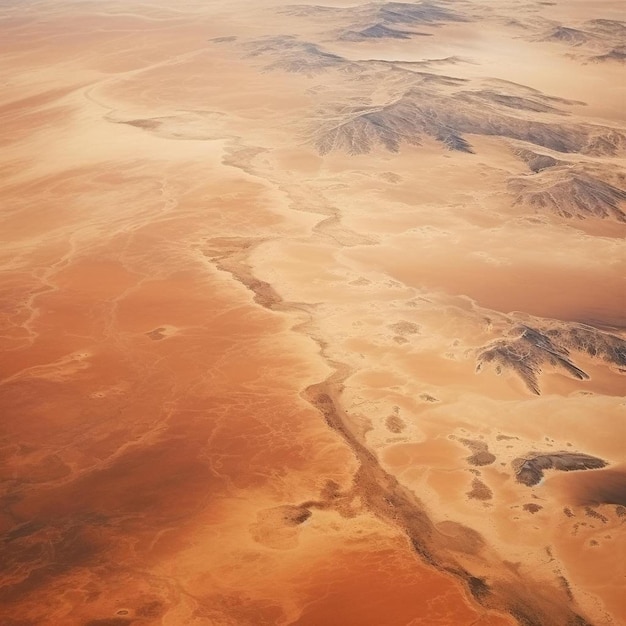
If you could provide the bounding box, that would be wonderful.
[455,438,496,466]
[466,575,490,600]
[146,327,166,341]
[389,321,420,335]
[523,503,543,514]
[210,36,238,43]
[419,393,439,402]
[584,507,608,523]
[385,414,406,433]
[512,452,607,487]
[467,477,493,501]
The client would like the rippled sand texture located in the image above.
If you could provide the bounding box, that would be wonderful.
[1,1,625,625]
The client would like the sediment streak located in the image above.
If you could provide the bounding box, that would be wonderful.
[204,229,598,626]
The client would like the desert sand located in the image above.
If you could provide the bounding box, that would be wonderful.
[0,1,625,625]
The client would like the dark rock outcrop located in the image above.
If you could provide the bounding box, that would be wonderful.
[510,168,626,221]
[542,26,591,46]
[513,453,607,486]
[340,23,426,41]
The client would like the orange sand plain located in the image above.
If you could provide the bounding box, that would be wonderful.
[0,1,624,625]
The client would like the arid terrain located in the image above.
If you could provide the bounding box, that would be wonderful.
[0,1,625,625]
